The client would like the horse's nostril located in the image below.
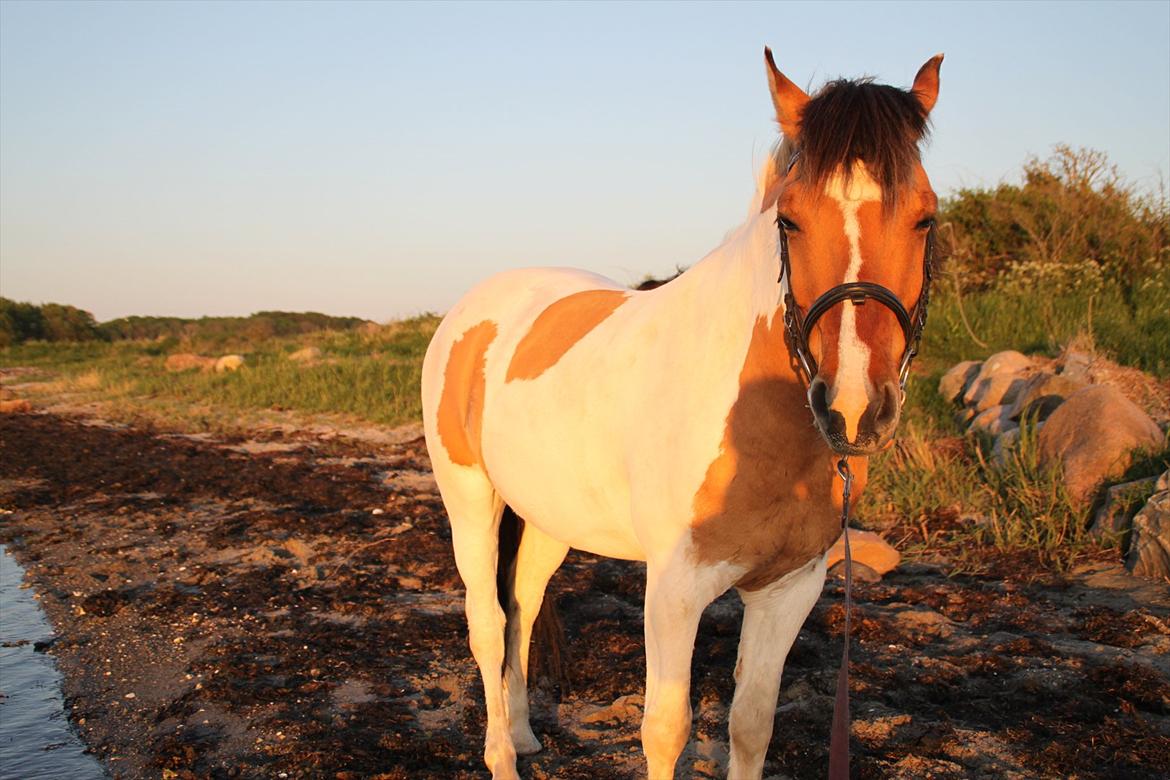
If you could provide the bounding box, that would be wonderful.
[874,382,900,428]
[809,379,829,418]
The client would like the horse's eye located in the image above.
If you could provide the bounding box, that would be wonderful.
[777,215,800,232]
[915,216,937,231]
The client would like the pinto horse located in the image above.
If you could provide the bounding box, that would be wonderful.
[421,49,942,779]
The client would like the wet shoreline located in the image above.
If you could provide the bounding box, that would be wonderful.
[0,544,105,779]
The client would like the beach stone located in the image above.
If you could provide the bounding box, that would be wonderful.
[828,559,881,583]
[1059,349,1094,381]
[970,349,1033,385]
[1038,385,1165,504]
[1008,371,1087,422]
[939,360,981,404]
[991,427,1022,468]
[1090,476,1159,545]
[215,354,246,373]
[1127,489,1170,580]
[826,530,900,575]
[288,346,322,363]
[969,405,1018,437]
[165,353,215,372]
[966,372,1029,413]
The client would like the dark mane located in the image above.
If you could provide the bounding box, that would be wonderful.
[795,78,929,206]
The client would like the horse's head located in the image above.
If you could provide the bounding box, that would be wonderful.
[762,49,942,456]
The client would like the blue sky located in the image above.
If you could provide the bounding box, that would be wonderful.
[2,0,1168,322]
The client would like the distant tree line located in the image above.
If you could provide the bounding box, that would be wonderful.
[0,299,369,347]
[0,299,103,346]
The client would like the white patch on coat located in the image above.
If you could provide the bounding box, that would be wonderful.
[825,165,881,441]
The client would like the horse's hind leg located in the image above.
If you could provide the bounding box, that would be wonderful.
[501,517,569,754]
[440,471,519,780]
[727,556,826,780]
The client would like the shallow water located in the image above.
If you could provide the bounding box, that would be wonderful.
[0,544,105,779]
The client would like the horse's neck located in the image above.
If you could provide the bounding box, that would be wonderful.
[669,208,787,347]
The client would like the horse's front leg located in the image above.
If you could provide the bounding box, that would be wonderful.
[641,556,735,779]
[727,555,827,780]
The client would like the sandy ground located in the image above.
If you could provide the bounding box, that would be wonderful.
[1,411,1168,779]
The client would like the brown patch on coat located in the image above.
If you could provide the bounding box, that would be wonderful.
[436,320,498,467]
[690,314,868,591]
[505,290,628,382]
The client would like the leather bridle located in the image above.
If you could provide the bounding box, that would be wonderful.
[776,153,936,395]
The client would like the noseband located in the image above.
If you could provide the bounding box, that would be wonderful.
[776,154,935,394]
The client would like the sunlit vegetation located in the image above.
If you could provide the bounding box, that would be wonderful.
[3,147,1167,569]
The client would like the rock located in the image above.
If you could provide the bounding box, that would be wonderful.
[215,354,246,373]
[288,346,322,363]
[1038,385,1165,504]
[968,405,1018,437]
[579,694,643,724]
[165,353,215,372]
[1008,371,1087,422]
[828,559,881,583]
[1059,349,1094,381]
[965,372,1029,413]
[888,604,955,639]
[970,349,1033,386]
[0,399,32,414]
[826,530,900,575]
[1090,477,1158,544]
[939,360,981,404]
[1127,490,1170,580]
[991,427,1022,467]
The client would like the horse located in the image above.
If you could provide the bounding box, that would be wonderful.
[420,48,943,780]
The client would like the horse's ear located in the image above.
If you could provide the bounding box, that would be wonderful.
[764,47,809,140]
[911,54,944,114]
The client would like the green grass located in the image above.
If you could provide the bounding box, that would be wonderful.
[924,266,1170,376]
[4,281,1168,573]
[1,315,440,428]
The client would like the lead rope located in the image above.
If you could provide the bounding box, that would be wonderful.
[828,456,854,780]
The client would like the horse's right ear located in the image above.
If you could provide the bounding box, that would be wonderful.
[764,47,809,140]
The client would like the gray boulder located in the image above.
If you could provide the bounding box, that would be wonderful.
[939,360,981,404]
[969,405,1018,437]
[1038,385,1165,505]
[1127,484,1170,580]
[991,427,1023,468]
[1090,476,1159,544]
[966,372,1029,413]
[1008,371,1087,422]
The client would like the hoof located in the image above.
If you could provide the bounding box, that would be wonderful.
[512,728,542,756]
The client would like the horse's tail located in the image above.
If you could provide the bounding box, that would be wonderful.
[497,506,569,689]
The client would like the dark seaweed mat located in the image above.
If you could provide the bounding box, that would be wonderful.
[2,413,1168,779]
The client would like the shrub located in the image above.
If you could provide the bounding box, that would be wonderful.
[941,145,1169,293]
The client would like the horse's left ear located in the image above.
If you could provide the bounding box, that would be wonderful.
[911,54,944,114]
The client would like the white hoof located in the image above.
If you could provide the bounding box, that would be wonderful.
[511,724,543,756]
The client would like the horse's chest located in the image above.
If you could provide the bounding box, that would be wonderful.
[688,374,863,591]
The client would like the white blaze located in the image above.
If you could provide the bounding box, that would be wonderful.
[825,165,881,441]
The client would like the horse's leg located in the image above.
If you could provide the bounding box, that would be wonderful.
[641,558,730,779]
[727,556,827,780]
[502,521,569,754]
[442,472,518,780]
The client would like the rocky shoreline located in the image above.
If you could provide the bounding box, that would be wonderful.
[2,412,1169,779]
